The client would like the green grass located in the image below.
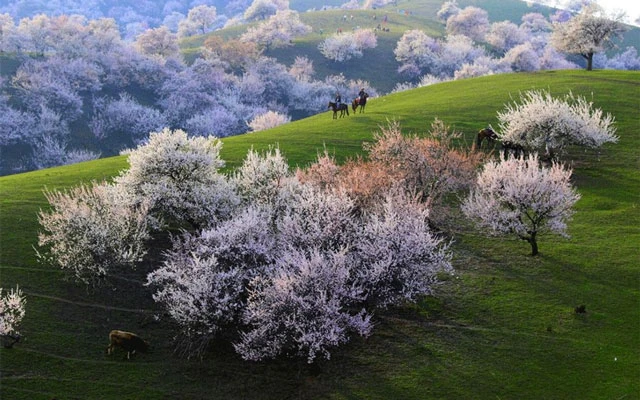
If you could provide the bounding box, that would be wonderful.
[1,70,639,399]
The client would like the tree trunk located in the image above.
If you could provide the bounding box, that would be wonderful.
[586,52,594,71]
[528,232,539,256]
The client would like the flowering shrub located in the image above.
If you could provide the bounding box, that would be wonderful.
[497,90,618,158]
[37,182,151,286]
[248,110,291,132]
[0,285,26,346]
[116,128,240,229]
[146,206,274,356]
[235,248,372,363]
[364,120,484,225]
[39,129,454,362]
[149,148,452,361]
[354,190,453,307]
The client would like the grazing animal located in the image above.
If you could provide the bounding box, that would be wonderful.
[476,126,498,147]
[328,101,349,119]
[1,334,20,349]
[107,330,149,359]
[501,140,525,158]
[352,93,368,113]
[575,305,587,314]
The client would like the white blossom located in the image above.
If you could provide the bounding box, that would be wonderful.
[551,4,626,70]
[319,29,377,62]
[235,248,372,363]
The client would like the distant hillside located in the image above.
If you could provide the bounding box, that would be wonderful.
[2,0,638,176]
[181,0,639,93]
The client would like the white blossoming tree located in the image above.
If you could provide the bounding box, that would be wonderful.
[37,128,240,285]
[232,146,293,206]
[496,89,618,159]
[0,285,26,348]
[551,4,626,71]
[115,128,240,229]
[177,5,218,38]
[240,9,311,49]
[248,110,291,132]
[462,153,581,256]
[37,182,151,286]
[319,29,377,62]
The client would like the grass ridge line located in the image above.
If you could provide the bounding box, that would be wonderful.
[23,291,153,314]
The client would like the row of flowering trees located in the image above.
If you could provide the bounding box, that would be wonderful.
[37,125,461,361]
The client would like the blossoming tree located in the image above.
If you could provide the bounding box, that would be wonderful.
[551,4,626,71]
[496,89,617,159]
[462,153,581,256]
[0,285,26,348]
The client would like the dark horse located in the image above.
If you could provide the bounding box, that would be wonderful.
[476,126,498,147]
[328,101,349,119]
[352,94,368,113]
[501,140,525,158]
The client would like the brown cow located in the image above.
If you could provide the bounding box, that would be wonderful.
[106,330,149,359]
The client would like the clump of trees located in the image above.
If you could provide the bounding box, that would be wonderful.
[37,126,460,362]
[0,11,375,175]
[36,81,618,358]
[319,28,377,62]
[240,9,311,49]
[445,6,489,42]
[394,0,634,88]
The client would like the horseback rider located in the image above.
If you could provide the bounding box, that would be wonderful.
[358,88,367,104]
[335,92,342,107]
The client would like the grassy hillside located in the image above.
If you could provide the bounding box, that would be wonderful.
[1,70,638,399]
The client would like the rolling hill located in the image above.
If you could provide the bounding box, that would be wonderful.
[0,70,638,399]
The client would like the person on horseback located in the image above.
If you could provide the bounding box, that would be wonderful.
[358,88,367,102]
[335,92,342,107]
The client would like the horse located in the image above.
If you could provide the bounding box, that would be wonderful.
[352,94,368,113]
[501,140,525,158]
[328,101,349,119]
[476,126,498,148]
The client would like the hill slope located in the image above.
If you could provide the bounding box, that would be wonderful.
[0,70,638,399]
